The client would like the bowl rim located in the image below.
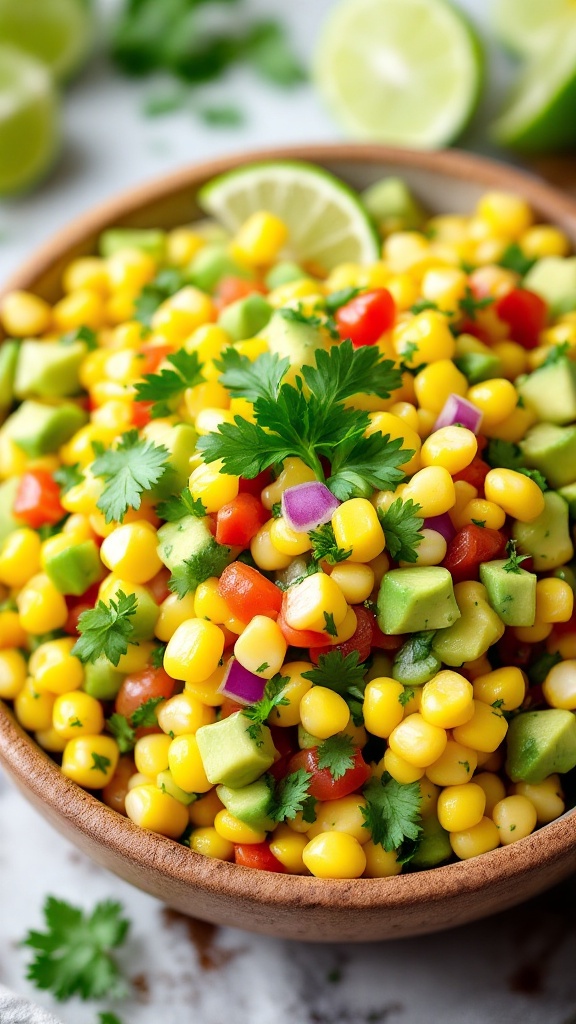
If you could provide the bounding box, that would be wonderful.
[1,141,576,910]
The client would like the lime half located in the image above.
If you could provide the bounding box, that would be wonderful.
[0,0,92,84]
[314,0,482,149]
[492,19,576,153]
[0,45,60,196]
[491,0,576,57]
[198,161,380,269]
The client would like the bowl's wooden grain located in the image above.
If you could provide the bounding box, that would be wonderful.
[1,144,576,941]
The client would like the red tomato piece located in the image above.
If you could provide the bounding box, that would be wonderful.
[215,493,268,547]
[214,276,266,310]
[147,567,172,605]
[371,621,405,651]
[131,400,153,428]
[219,697,245,720]
[277,602,328,649]
[139,343,173,376]
[335,288,396,347]
[287,747,371,801]
[234,843,286,872]
[457,319,491,345]
[496,288,548,350]
[238,469,272,497]
[310,605,374,664]
[218,562,282,621]
[452,456,491,492]
[443,525,506,584]
[269,725,299,759]
[13,470,64,529]
[115,666,176,719]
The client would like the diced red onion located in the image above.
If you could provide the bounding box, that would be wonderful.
[424,513,456,543]
[281,481,340,533]
[433,394,483,434]
[217,658,267,705]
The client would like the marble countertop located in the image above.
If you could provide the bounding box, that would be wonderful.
[1,2,576,1021]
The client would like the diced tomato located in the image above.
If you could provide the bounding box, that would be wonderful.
[267,756,291,783]
[287,747,371,801]
[269,725,299,759]
[147,567,172,605]
[214,276,266,310]
[443,524,506,584]
[456,318,491,344]
[131,400,153,428]
[335,288,396,347]
[277,603,328,649]
[215,493,268,547]
[453,456,491,492]
[238,469,272,497]
[310,605,374,664]
[371,621,405,651]
[13,470,64,529]
[219,697,245,719]
[496,288,548,350]
[497,631,537,670]
[234,843,286,872]
[139,343,173,375]
[218,562,282,621]
[63,602,91,636]
[115,666,176,719]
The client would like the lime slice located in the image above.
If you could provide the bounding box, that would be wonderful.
[491,19,576,153]
[198,161,380,269]
[0,0,92,84]
[313,0,482,148]
[491,0,576,57]
[0,45,60,196]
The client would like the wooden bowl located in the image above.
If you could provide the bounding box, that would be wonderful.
[2,144,576,942]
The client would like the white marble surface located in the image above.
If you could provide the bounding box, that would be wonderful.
[2,2,576,1022]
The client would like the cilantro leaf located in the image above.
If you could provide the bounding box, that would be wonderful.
[528,650,562,687]
[151,643,166,669]
[541,341,571,368]
[23,897,129,1002]
[458,286,494,321]
[502,539,530,574]
[133,268,187,331]
[499,242,536,277]
[198,103,244,127]
[71,591,138,666]
[99,1014,124,1024]
[106,713,135,754]
[134,349,204,418]
[156,487,207,522]
[485,438,522,471]
[198,414,299,479]
[216,347,289,403]
[168,537,231,598]
[92,430,169,523]
[59,325,98,350]
[324,287,361,312]
[323,611,337,637]
[398,687,415,707]
[279,306,324,331]
[317,734,355,780]
[327,431,411,501]
[271,769,312,822]
[377,497,424,563]
[131,696,164,727]
[242,674,289,740]
[91,753,112,774]
[410,299,440,315]
[361,774,422,852]
[244,19,306,87]
[301,340,402,407]
[309,522,351,565]
[53,463,84,495]
[519,468,548,491]
[302,651,367,725]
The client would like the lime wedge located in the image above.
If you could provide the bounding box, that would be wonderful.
[491,0,576,57]
[198,161,380,269]
[0,45,60,196]
[313,0,482,148]
[491,19,576,153]
[0,0,92,84]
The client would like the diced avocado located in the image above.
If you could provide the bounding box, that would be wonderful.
[298,725,320,749]
[553,562,576,591]
[157,515,214,573]
[392,632,441,685]
[558,482,576,519]
[524,256,576,316]
[0,476,20,545]
[188,243,252,293]
[432,581,505,667]
[506,709,576,783]
[196,711,276,787]
[157,769,197,805]
[264,308,331,374]
[454,352,502,385]
[99,228,166,261]
[512,491,574,571]
[409,815,452,869]
[44,539,103,596]
[521,422,576,488]
[218,294,272,342]
[14,341,85,400]
[216,776,276,831]
[518,359,576,425]
[377,567,460,635]
[1,400,88,457]
[99,576,159,640]
[148,423,198,499]
[265,261,306,290]
[0,340,19,417]
[83,656,125,700]
[479,560,537,627]
[361,177,426,234]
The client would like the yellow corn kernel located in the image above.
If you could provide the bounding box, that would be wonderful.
[307,796,369,844]
[234,615,287,678]
[421,426,477,475]
[167,227,205,266]
[185,323,230,364]
[0,610,27,649]
[460,498,506,531]
[362,841,402,878]
[302,831,366,879]
[214,808,267,845]
[184,380,230,419]
[542,659,576,710]
[0,648,27,699]
[383,231,431,272]
[233,337,269,362]
[382,747,425,784]
[491,340,528,381]
[35,725,68,753]
[413,360,468,415]
[467,379,518,429]
[53,288,105,331]
[232,211,288,266]
[100,520,162,583]
[261,458,317,509]
[421,266,469,313]
[61,470,104,516]
[52,690,104,738]
[268,824,308,873]
[328,562,374,604]
[476,748,503,773]
[393,311,455,367]
[299,686,350,739]
[14,678,55,731]
[168,733,212,793]
[382,272,418,311]
[415,407,437,440]
[404,528,446,568]
[152,286,215,343]
[164,618,225,684]
[270,517,312,556]
[157,692,214,736]
[365,413,421,475]
[188,788,224,827]
[450,816,500,860]
[268,281,324,310]
[265,661,311,727]
[420,670,474,730]
[362,677,404,739]
[418,777,440,818]
[125,783,189,837]
[437,782,486,832]
[492,794,537,844]
[536,578,574,624]
[476,192,533,238]
[107,248,156,292]
[449,480,479,529]
[190,825,234,860]
[473,771,506,816]
[188,461,239,513]
[1,290,52,335]
[547,630,576,660]
[389,401,420,432]
[192,578,229,625]
[521,224,570,259]
[194,407,235,436]
[111,641,154,675]
[388,713,447,768]
[367,552,390,588]
[403,466,455,518]
[16,573,68,634]
[63,256,109,294]
[332,498,385,564]
[425,740,478,786]
[484,468,545,522]
[513,775,565,824]
[514,619,553,644]
[133,734,171,777]
[0,528,42,587]
[452,699,508,752]
[30,638,84,695]
[283,572,348,634]
[473,666,526,711]
[104,289,137,324]
[61,734,119,788]
[155,593,197,641]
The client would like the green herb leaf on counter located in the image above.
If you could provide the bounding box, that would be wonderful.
[242,674,289,740]
[134,349,204,418]
[156,488,207,522]
[244,19,306,86]
[99,1013,124,1024]
[377,497,424,563]
[317,734,356,780]
[198,104,245,127]
[92,430,169,523]
[168,538,231,598]
[72,591,138,666]
[271,768,312,822]
[361,774,422,853]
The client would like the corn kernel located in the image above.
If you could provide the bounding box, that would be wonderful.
[403,466,455,518]
[234,615,287,678]
[270,517,312,556]
[125,783,189,837]
[168,733,212,793]
[1,290,52,336]
[164,619,225,684]
[362,841,402,877]
[302,831,366,878]
[474,772,506,816]
[268,661,312,727]
[233,211,288,266]
[214,808,267,844]
[513,775,565,824]
[476,192,533,238]
[420,671,474,729]
[61,735,119,788]
[188,461,239,513]
[467,379,518,429]
[473,666,526,711]
[536,578,574,624]
[521,225,570,259]
[152,287,215,342]
[189,789,224,827]
[332,498,385,563]
[30,638,84,695]
[155,593,197,641]
[0,648,27,699]
[283,572,348,634]
[100,520,162,583]
[452,700,508,752]
[542,659,576,710]
[52,690,104,738]
[269,824,308,873]
[426,740,478,786]
[388,713,447,768]
[167,227,205,266]
[363,677,404,738]
[437,782,486,832]
[190,826,234,860]
[16,573,68,634]
[492,794,537,844]
[307,796,369,844]
[484,468,545,522]
[0,528,42,587]
[382,748,425,784]
[393,311,455,367]
[450,816,500,859]
[365,413,421,475]
[421,426,477,475]
[328,562,374,604]
[300,686,350,739]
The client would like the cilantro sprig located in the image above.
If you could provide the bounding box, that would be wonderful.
[317,734,355,780]
[377,497,424,563]
[458,287,494,321]
[308,522,352,565]
[133,268,188,331]
[92,430,169,524]
[485,438,548,491]
[156,487,207,522]
[271,769,314,822]
[242,674,289,740]
[107,696,165,753]
[168,537,231,598]
[502,539,530,574]
[361,774,422,854]
[302,651,367,725]
[53,463,84,495]
[71,592,138,666]
[134,349,204,418]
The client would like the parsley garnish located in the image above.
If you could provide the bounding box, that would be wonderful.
[502,539,530,574]
[541,341,571,368]
[485,438,548,490]
[132,696,165,727]
[323,611,337,637]
[377,497,424,563]
[528,650,562,686]
[91,753,112,774]
[361,774,422,852]
[410,299,440,314]
[519,468,548,491]
[151,644,166,669]
[242,674,289,740]
[324,287,362,312]
[491,699,505,709]
[398,687,415,707]
[156,487,207,522]
[69,717,83,728]
[72,591,138,666]
[59,325,98,350]
[317,734,355,780]
[198,103,244,127]
[23,897,129,1001]
[279,306,324,331]
[168,538,231,598]
[499,242,536,277]
[458,760,471,773]
[271,501,282,518]
[92,430,169,523]
[458,287,494,321]
[271,769,313,822]
[302,651,367,726]
[53,463,84,495]
[471,518,486,527]
[134,349,204,418]
[256,662,270,674]
[107,713,136,754]
[308,522,352,565]
[133,268,187,331]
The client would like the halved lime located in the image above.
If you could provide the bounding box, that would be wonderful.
[491,18,576,153]
[0,0,92,84]
[198,161,380,269]
[0,45,60,196]
[313,0,482,149]
[491,0,576,57]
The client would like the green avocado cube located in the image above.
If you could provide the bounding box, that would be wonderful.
[188,243,252,293]
[83,656,125,700]
[44,539,102,596]
[265,261,306,290]
[157,515,214,573]
[506,709,576,783]
[558,481,576,519]
[524,256,576,316]
[521,422,576,489]
[216,776,276,831]
[264,307,330,374]
[409,815,451,869]
[454,351,503,384]
[99,228,166,261]
[518,360,576,426]
[1,400,88,457]
[0,341,19,417]
[361,177,426,233]
[157,770,197,805]
[377,567,460,635]
[196,712,276,787]
[218,294,272,342]
[431,581,505,667]
[14,341,85,399]
[512,491,574,571]
[0,476,20,545]
[150,423,198,499]
[101,578,159,640]
[392,632,441,685]
[479,560,537,627]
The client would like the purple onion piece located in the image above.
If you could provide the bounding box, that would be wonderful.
[217,658,267,705]
[423,513,456,543]
[433,394,483,435]
[281,481,341,533]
